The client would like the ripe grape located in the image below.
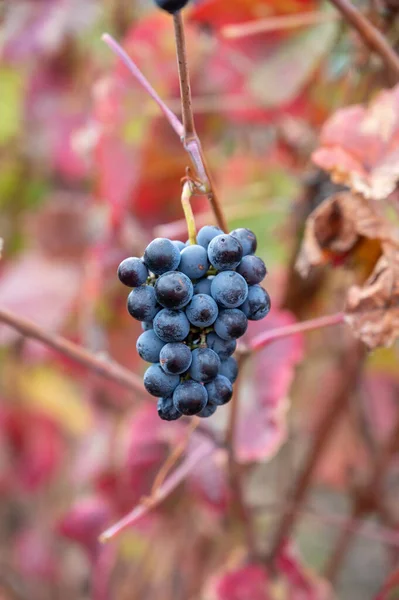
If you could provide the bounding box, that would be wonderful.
[155,271,193,309]
[214,308,248,340]
[179,244,209,279]
[198,402,217,418]
[193,276,214,295]
[144,364,180,397]
[240,285,271,321]
[136,330,165,363]
[230,228,257,256]
[208,234,243,271]
[219,356,238,383]
[205,375,233,406]
[155,0,190,14]
[160,343,192,375]
[197,225,224,249]
[157,396,182,421]
[185,294,218,327]
[206,332,236,360]
[153,309,190,342]
[118,257,148,287]
[127,285,159,321]
[173,380,208,415]
[189,347,220,383]
[211,271,248,308]
[143,238,180,275]
[236,255,267,285]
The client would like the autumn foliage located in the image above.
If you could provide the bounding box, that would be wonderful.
[1,0,399,599]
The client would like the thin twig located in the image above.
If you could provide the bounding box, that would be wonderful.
[100,441,213,542]
[181,180,197,244]
[172,14,229,233]
[268,340,365,564]
[225,354,257,557]
[0,307,145,399]
[222,11,340,39]
[244,312,345,354]
[328,0,399,79]
[324,509,361,582]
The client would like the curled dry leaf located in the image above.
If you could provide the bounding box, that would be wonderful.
[345,254,399,349]
[296,192,386,278]
[312,84,399,200]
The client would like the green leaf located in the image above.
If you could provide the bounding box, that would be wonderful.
[0,68,24,144]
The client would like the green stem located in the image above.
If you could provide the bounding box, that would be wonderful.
[181,181,197,245]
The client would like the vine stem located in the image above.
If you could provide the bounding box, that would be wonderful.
[267,340,365,564]
[328,0,399,79]
[172,13,229,233]
[0,307,145,400]
[181,180,197,244]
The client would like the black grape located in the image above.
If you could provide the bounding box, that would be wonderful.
[205,375,233,406]
[127,285,159,321]
[219,356,238,383]
[136,330,165,363]
[155,271,193,309]
[186,294,218,327]
[157,396,182,421]
[206,332,236,361]
[160,343,192,375]
[211,271,248,308]
[179,244,209,279]
[230,228,257,256]
[173,380,208,415]
[240,285,271,321]
[189,348,220,383]
[236,255,267,285]
[144,364,180,397]
[207,234,243,271]
[153,309,190,342]
[197,225,224,249]
[143,238,180,275]
[214,309,248,340]
[118,257,148,287]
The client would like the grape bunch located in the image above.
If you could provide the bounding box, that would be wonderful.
[118,226,270,421]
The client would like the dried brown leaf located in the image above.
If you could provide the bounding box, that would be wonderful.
[296,192,386,277]
[345,254,399,348]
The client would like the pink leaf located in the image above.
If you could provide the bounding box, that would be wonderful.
[188,435,230,513]
[13,527,60,583]
[206,563,271,600]
[0,252,82,345]
[236,309,304,463]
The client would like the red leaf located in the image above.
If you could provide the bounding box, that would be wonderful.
[236,309,304,463]
[276,543,331,599]
[188,435,230,513]
[57,495,113,557]
[312,83,399,200]
[207,563,271,600]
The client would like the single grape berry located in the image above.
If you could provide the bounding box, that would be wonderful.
[240,285,271,321]
[197,402,218,418]
[143,238,180,275]
[127,285,159,321]
[159,343,192,375]
[208,234,243,271]
[205,375,233,406]
[219,356,238,383]
[211,271,248,308]
[154,0,190,14]
[206,332,236,361]
[141,321,153,331]
[172,240,186,252]
[157,396,182,421]
[118,257,148,287]
[153,309,190,343]
[189,347,221,383]
[173,380,208,416]
[230,228,257,256]
[214,309,248,340]
[179,245,209,279]
[155,271,193,309]
[185,294,218,327]
[197,225,224,249]
[144,364,180,397]
[194,276,214,295]
[136,330,165,363]
[236,255,267,285]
